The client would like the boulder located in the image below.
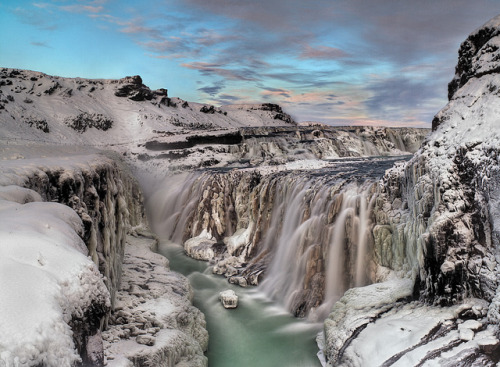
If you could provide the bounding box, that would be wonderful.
[219,290,238,309]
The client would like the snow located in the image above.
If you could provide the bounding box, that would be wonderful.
[103,231,208,366]
[0,187,109,367]
[0,69,293,148]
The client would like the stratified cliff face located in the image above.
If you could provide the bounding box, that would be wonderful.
[139,125,428,172]
[322,15,500,367]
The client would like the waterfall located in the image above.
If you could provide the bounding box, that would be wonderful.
[146,172,205,242]
[146,168,378,319]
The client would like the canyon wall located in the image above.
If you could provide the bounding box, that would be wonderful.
[138,126,428,172]
[0,150,207,367]
[321,15,500,367]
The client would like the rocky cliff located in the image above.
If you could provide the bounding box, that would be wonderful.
[321,14,500,366]
[138,125,428,172]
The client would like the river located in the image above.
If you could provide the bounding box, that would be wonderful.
[158,241,323,367]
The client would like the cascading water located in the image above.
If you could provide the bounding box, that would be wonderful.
[143,156,412,365]
[145,158,401,318]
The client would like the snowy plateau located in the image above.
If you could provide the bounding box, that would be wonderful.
[1,14,500,367]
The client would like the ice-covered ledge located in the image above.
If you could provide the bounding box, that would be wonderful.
[0,147,208,366]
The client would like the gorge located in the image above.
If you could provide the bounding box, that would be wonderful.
[2,14,500,367]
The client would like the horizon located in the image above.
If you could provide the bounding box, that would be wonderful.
[1,0,499,127]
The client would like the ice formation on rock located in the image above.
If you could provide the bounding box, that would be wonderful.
[320,14,500,366]
[219,290,238,309]
[149,156,412,318]
[0,150,207,367]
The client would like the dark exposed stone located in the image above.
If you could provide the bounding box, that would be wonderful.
[64,112,113,133]
[114,75,154,101]
[44,81,61,95]
[200,105,216,114]
[24,117,49,133]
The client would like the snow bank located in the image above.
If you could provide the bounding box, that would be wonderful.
[0,186,110,366]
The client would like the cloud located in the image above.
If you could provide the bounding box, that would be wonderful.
[193,29,238,46]
[59,5,104,14]
[11,6,58,30]
[182,62,259,81]
[30,41,51,48]
[260,86,292,99]
[364,75,442,124]
[32,3,50,9]
[299,45,350,60]
[141,38,194,55]
[120,22,164,40]
[198,80,225,96]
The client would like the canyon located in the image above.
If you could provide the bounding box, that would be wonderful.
[1,14,500,367]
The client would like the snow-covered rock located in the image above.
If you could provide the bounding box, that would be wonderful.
[103,231,208,366]
[219,290,238,309]
[0,183,110,367]
[0,68,295,148]
[320,14,500,366]
[0,147,209,367]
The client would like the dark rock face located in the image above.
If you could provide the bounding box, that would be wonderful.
[200,105,216,114]
[64,112,113,133]
[114,75,154,101]
[24,117,49,133]
[44,81,61,95]
[448,25,500,101]
[261,103,283,112]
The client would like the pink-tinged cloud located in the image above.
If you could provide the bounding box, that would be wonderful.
[120,21,164,40]
[60,5,104,14]
[299,45,350,60]
[194,30,238,46]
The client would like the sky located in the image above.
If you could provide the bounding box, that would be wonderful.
[1,1,499,127]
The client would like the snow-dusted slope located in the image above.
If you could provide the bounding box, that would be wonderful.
[0,69,295,146]
[321,14,500,367]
